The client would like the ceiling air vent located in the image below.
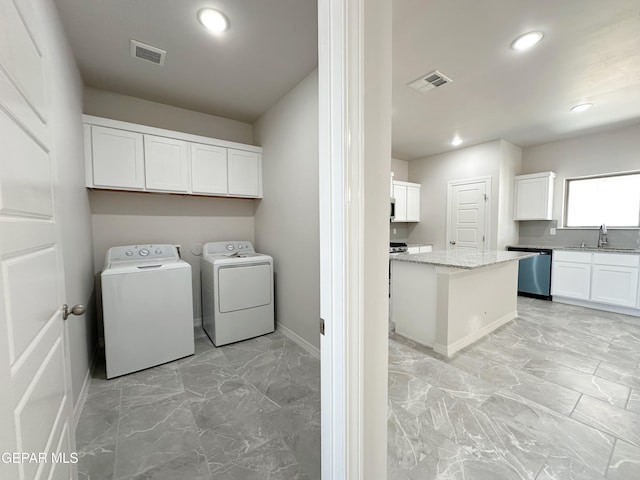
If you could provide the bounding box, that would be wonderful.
[408,70,452,93]
[130,39,166,66]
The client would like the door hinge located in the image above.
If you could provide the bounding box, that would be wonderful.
[320,318,325,335]
[483,235,485,242]
[484,194,488,201]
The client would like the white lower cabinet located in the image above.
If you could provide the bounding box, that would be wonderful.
[407,245,433,254]
[551,261,591,300]
[552,250,640,311]
[591,265,639,307]
[144,135,189,192]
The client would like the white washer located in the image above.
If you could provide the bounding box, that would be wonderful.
[101,244,194,379]
[201,241,274,346]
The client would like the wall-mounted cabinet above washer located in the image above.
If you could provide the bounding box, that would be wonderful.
[513,171,555,221]
[83,115,263,198]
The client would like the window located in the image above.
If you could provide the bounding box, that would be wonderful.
[565,172,640,227]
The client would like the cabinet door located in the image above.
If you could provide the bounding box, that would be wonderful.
[144,135,189,192]
[551,261,591,299]
[406,186,420,222]
[591,265,639,307]
[228,149,261,197]
[91,126,144,189]
[514,176,551,220]
[191,143,228,195]
[392,184,407,222]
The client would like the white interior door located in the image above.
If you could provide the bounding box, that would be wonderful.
[0,0,76,478]
[447,178,490,251]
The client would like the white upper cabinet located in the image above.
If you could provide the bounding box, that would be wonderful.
[144,135,189,192]
[513,171,555,221]
[393,183,407,222]
[406,185,420,222]
[228,149,261,197]
[191,143,228,195]
[83,115,262,198]
[392,181,420,223]
[89,125,144,190]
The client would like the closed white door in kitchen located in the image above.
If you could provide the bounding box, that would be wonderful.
[447,178,490,251]
[0,1,76,479]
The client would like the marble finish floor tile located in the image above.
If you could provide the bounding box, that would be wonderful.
[76,328,320,480]
[606,440,640,480]
[626,390,640,414]
[523,358,631,407]
[390,297,640,479]
[571,395,640,448]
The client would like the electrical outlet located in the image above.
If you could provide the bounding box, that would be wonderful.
[550,228,556,236]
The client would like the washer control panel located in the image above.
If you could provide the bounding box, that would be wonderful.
[105,244,180,265]
[204,241,255,256]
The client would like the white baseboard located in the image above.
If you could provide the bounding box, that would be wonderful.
[434,310,517,357]
[553,297,640,317]
[193,317,202,327]
[278,323,320,359]
[72,346,97,432]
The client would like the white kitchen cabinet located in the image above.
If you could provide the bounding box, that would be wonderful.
[591,253,639,308]
[144,135,189,192]
[513,171,555,221]
[191,143,228,195]
[407,245,432,254]
[551,251,591,300]
[90,125,144,190]
[392,181,420,223]
[228,149,261,197]
[393,183,407,222]
[406,186,420,221]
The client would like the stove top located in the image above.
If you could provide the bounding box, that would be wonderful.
[389,242,408,254]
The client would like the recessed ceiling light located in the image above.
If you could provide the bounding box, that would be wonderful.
[511,31,544,51]
[571,103,593,113]
[451,137,463,147]
[198,8,229,34]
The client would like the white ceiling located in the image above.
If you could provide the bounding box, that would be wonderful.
[393,0,640,159]
[54,0,640,160]
[53,0,318,123]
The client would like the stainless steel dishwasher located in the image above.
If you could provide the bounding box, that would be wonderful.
[507,247,553,300]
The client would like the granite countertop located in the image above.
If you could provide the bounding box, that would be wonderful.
[391,250,537,269]
[507,244,640,254]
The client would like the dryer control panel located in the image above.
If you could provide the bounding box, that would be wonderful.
[203,241,255,256]
[105,244,180,266]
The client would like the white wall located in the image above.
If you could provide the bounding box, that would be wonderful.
[84,87,253,144]
[84,90,258,324]
[253,70,320,350]
[522,122,640,222]
[391,157,409,182]
[496,140,522,250]
[407,140,521,250]
[90,191,255,322]
[36,0,96,409]
[408,140,501,249]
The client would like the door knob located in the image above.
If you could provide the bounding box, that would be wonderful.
[63,304,85,320]
[449,240,456,245]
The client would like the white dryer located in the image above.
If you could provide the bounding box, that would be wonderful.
[101,244,194,379]
[201,241,274,346]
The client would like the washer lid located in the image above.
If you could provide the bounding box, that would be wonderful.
[102,259,191,275]
[104,244,180,270]
[211,253,272,266]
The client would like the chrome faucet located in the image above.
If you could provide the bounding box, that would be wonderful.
[598,224,608,248]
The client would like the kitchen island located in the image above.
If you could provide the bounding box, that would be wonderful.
[391,250,536,356]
